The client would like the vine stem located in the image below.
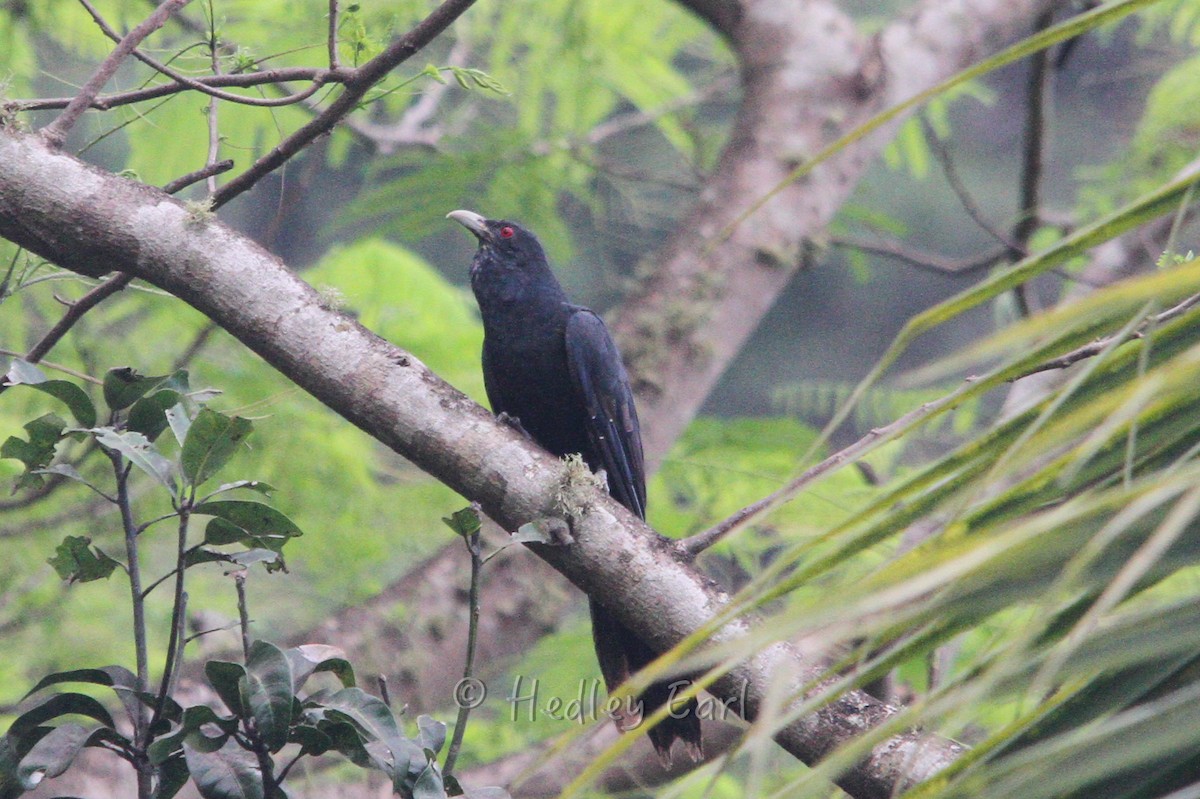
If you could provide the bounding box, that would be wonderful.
[442,525,482,778]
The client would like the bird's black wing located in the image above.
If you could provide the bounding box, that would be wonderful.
[564,308,646,519]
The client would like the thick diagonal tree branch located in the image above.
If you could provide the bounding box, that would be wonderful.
[0,126,963,799]
[620,0,1068,464]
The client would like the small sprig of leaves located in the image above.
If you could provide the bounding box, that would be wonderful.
[0,361,509,797]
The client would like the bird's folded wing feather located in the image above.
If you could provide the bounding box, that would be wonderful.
[564,308,647,520]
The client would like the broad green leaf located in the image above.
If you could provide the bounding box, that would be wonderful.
[3,360,96,428]
[194,500,302,553]
[415,715,445,756]
[288,724,332,756]
[154,754,191,799]
[22,666,139,729]
[441,506,481,539]
[46,536,120,584]
[243,641,293,753]
[91,427,176,495]
[102,367,186,412]
[16,723,90,789]
[10,693,116,734]
[127,389,183,442]
[286,645,356,691]
[1,413,66,490]
[204,661,247,719]
[411,762,445,799]
[181,408,253,487]
[165,402,192,447]
[149,706,238,765]
[31,463,103,495]
[182,737,264,799]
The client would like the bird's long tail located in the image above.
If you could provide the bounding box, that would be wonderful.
[589,597,703,767]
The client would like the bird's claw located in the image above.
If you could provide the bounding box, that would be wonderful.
[497,411,532,439]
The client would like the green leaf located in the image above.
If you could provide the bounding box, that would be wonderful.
[10,693,116,734]
[1,413,66,490]
[441,506,481,539]
[47,536,120,584]
[3,360,97,428]
[16,723,90,789]
[31,463,102,494]
[0,728,45,799]
[411,762,445,799]
[415,715,445,756]
[207,481,275,498]
[166,402,192,447]
[149,706,237,765]
[194,500,302,553]
[243,641,293,753]
[91,427,176,495]
[181,408,253,487]
[183,737,264,799]
[286,645,356,691]
[319,688,402,744]
[204,661,247,718]
[289,724,332,756]
[128,389,183,442]
[154,754,191,799]
[22,666,140,728]
[102,367,184,412]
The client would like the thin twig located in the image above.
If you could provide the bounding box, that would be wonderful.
[1019,292,1200,378]
[17,274,135,365]
[1009,9,1056,318]
[442,523,483,778]
[921,115,1022,253]
[42,0,193,147]
[328,0,341,70]
[210,0,479,210]
[377,674,392,708]
[234,570,252,659]
[205,1,222,195]
[74,0,337,110]
[830,236,1007,275]
[161,158,234,194]
[9,68,346,113]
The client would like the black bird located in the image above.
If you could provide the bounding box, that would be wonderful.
[448,209,702,765]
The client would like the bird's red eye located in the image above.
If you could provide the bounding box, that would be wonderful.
[499,226,515,239]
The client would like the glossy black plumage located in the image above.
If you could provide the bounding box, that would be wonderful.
[449,209,702,765]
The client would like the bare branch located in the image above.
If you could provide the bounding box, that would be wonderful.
[830,236,1007,275]
[41,0,193,147]
[8,68,348,113]
[210,0,479,209]
[921,115,1023,254]
[1018,292,1200,378]
[160,158,234,194]
[72,0,336,109]
[328,0,341,70]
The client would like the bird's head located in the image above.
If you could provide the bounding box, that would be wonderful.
[447,209,560,303]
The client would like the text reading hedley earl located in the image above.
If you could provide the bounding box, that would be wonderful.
[505,676,747,726]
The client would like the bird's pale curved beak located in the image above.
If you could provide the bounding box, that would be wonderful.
[447,209,488,239]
